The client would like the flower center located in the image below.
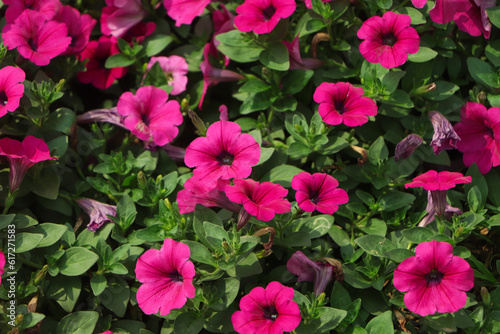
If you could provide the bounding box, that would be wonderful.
[262,5,277,20]
[381,33,397,46]
[425,269,444,285]
[167,271,183,282]
[309,189,320,204]
[0,91,8,106]
[334,100,346,114]
[216,150,234,165]
[262,305,278,321]
[27,38,38,51]
[165,72,174,84]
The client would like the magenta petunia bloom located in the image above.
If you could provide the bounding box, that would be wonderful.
[453,0,495,38]
[100,0,148,38]
[395,134,423,162]
[177,176,242,214]
[163,0,211,27]
[75,198,117,232]
[291,172,348,214]
[394,241,474,317]
[429,111,461,155]
[146,56,189,96]
[184,120,260,186]
[0,250,5,286]
[357,11,420,69]
[0,66,25,118]
[234,0,297,34]
[2,10,72,66]
[122,21,156,44]
[77,36,128,90]
[225,178,291,228]
[287,250,338,296]
[313,82,378,127]
[232,281,301,334]
[454,102,500,174]
[283,35,325,70]
[135,238,195,316]
[117,86,183,147]
[3,0,62,23]
[55,5,97,56]
[0,136,58,192]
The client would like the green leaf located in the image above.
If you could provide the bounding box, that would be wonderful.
[182,240,217,267]
[233,252,262,278]
[174,313,204,334]
[408,47,438,63]
[90,273,107,296]
[0,214,15,230]
[368,136,388,164]
[144,34,173,57]
[15,233,44,253]
[44,108,76,134]
[259,42,289,71]
[328,225,351,247]
[357,218,387,236]
[57,247,99,276]
[288,141,310,157]
[486,6,500,29]
[203,221,229,250]
[283,70,314,95]
[216,30,264,62]
[297,215,334,238]
[295,12,326,37]
[210,277,240,311]
[365,311,394,334]
[355,235,395,257]
[382,248,415,262]
[485,40,500,67]
[117,193,136,230]
[31,223,68,247]
[105,53,135,68]
[264,164,305,188]
[424,80,459,101]
[395,7,426,24]
[102,276,130,317]
[56,311,98,334]
[47,275,82,312]
[330,281,352,309]
[467,57,500,88]
[381,89,414,107]
[377,191,415,211]
[32,166,60,199]
[20,313,45,329]
[401,227,435,243]
[465,163,487,210]
[376,0,392,9]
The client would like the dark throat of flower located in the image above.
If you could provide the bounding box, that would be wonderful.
[425,268,444,286]
[334,100,346,115]
[309,189,320,204]
[167,270,184,282]
[216,150,235,166]
[381,33,397,47]
[0,91,8,106]
[263,5,277,21]
[262,305,279,321]
[27,38,38,52]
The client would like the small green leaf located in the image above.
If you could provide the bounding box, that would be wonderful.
[56,311,98,334]
[182,240,217,267]
[144,34,173,57]
[408,47,438,63]
[90,273,107,296]
[105,53,135,68]
[259,42,289,71]
[15,233,44,253]
[366,311,394,334]
[57,247,99,276]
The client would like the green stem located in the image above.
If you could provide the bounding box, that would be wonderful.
[19,256,44,270]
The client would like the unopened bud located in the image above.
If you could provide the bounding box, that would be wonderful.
[395,134,423,161]
[481,286,491,306]
[15,313,23,325]
[188,109,207,136]
[477,91,487,104]
[181,98,190,112]
[137,171,147,188]
[414,82,436,95]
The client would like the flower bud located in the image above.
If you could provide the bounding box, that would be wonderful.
[188,109,207,136]
[395,134,423,161]
[414,82,436,95]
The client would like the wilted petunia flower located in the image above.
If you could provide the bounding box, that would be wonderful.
[393,241,474,316]
[428,111,460,155]
[287,250,343,296]
[55,5,97,56]
[117,86,183,147]
[100,0,148,38]
[454,102,500,174]
[75,198,117,232]
[394,134,423,161]
[357,11,420,69]
[3,0,62,23]
[291,172,348,214]
[283,35,325,70]
[185,120,260,187]
[0,66,25,118]
[135,238,195,316]
[313,82,378,127]
[164,0,211,27]
[405,170,471,218]
[146,56,189,96]
[2,10,72,66]
[234,0,297,35]
[232,281,301,334]
[417,191,463,227]
[0,136,58,192]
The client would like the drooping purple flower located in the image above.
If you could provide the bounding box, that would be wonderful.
[429,111,460,155]
[395,134,423,161]
[75,198,117,232]
[417,191,463,227]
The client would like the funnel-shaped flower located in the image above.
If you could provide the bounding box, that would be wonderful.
[313,82,378,127]
[395,134,423,161]
[429,112,460,155]
[232,281,301,334]
[0,136,58,192]
[394,241,474,316]
[454,0,495,38]
[234,0,297,34]
[146,56,189,96]
[55,5,97,56]
[357,11,420,69]
[100,0,148,37]
[164,0,211,27]
[77,35,128,90]
[75,198,117,232]
[287,250,342,296]
[291,172,348,214]
[454,102,500,174]
[117,86,183,146]
[0,66,25,118]
[185,120,260,187]
[2,9,71,66]
[283,35,325,70]
[135,238,195,316]
[76,107,127,129]
[417,191,463,227]
[3,0,62,23]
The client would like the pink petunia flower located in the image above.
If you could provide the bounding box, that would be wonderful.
[55,5,97,56]
[100,0,148,38]
[146,56,189,96]
[121,22,156,44]
[77,36,128,90]
[117,86,183,147]
[357,11,420,69]
[200,43,244,109]
[135,238,196,316]
[75,198,117,232]
[291,172,348,214]
[0,136,58,192]
[3,0,62,23]
[184,120,260,187]
[235,0,297,34]
[454,102,500,174]
[232,281,301,334]
[0,66,26,118]
[283,35,325,70]
[225,178,291,229]
[177,176,242,214]
[0,250,5,286]
[405,170,471,218]
[2,10,72,66]
[428,111,461,155]
[163,0,211,27]
[287,250,341,296]
[313,82,378,127]
[212,4,236,67]
[453,0,495,39]
[393,241,474,316]
[395,134,423,162]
